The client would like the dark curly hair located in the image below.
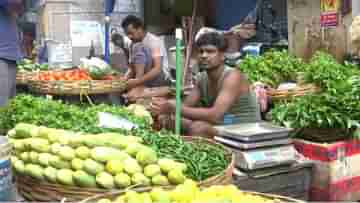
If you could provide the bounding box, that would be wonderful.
[121,15,144,30]
[195,32,227,52]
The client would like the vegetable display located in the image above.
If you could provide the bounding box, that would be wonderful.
[0,94,150,132]
[17,59,49,72]
[238,50,304,87]
[0,95,230,181]
[80,57,113,80]
[34,69,92,81]
[10,123,189,189]
[303,52,360,89]
[270,52,360,141]
[94,180,277,203]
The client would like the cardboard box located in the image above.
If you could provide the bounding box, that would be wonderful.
[294,139,360,201]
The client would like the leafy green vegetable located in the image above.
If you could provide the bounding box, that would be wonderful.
[17,59,49,72]
[238,50,304,87]
[303,52,360,89]
[0,94,150,132]
[269,52,360,141]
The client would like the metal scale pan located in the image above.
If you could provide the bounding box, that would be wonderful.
[215,122,293,143]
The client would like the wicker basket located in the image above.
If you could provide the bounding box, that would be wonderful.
[182,136,235,187]
[268,83,321,101]
[80,188,305,203]
[16,71,37,85]
[295,128,355,143]
[16,137,235,202]
[28,79,127,95]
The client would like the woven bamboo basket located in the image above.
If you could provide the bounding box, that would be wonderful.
[80,188,305,203]
[28,79,127,95]
[296,128,355,143]
[268,83,321,101]
[182,136,235,187]
[16,137,235,202]
[16,71,37,85]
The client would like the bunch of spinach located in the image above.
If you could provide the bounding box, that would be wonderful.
[303,52,360,89]
[269,52,360,141]
[270,94,358,130]
[238,50,304,87]
[270,75,360,140]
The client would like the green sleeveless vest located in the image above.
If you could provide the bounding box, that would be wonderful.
[196,66,261,125]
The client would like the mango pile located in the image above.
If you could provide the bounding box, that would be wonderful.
[9,123,189,189]
[96,180,279,203]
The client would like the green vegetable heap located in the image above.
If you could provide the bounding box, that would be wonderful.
[0,95,230,181]
[270,52,360,140]
[17,59,49,72]
[238,50,304,87]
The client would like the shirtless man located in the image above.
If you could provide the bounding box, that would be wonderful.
[151,32,260,138]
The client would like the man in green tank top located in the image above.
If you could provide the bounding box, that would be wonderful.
[151,32,260,138]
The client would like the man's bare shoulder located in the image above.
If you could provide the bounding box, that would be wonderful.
[224,69,249,86]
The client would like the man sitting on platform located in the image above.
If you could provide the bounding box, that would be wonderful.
[121,15,170,102]
[150,32,261,138]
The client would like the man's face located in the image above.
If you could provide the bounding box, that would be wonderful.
[124,24,143,42]
[198,45,224,71]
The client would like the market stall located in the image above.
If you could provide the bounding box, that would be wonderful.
[232,49,360,201]
[7,0,360,202]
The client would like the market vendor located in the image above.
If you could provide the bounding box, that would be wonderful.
[0,0,23,106]
[121,15,170,102]
[151,32,261,138]
[124,41,169,102]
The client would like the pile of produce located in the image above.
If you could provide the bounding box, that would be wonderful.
[17,59,49,72]
[0,94,151,132]
[10,123,189,189]
[33,69,123,81]
[270,52,360,141]
[95,180,278,203]
[34,69,92,81]
[0,95,230,181]
[302,52,360,89]
[238,50,304,87]
[80,57,113,80]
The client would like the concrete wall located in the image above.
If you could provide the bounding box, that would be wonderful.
[288,0,352,61]
[353,0,360,17]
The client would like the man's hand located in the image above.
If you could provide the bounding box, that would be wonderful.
[124,86,144,102]
[230,23,256,39]
[126,79,140,89]
[150,98,175,115]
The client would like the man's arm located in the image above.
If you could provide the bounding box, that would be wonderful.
[127,44,161,87]
[124,68,134,80]
[132,54,161,85]
[180,71,248,124]
[127,63,145,88]
[183,83,201,107]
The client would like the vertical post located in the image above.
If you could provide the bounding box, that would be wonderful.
[104,0,116,64]
[104,16,111,63]
[175,28,183,135]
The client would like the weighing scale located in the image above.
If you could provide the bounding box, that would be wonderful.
[233,144,297,170]
[215,122,297,171]
[215,122,292,143]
